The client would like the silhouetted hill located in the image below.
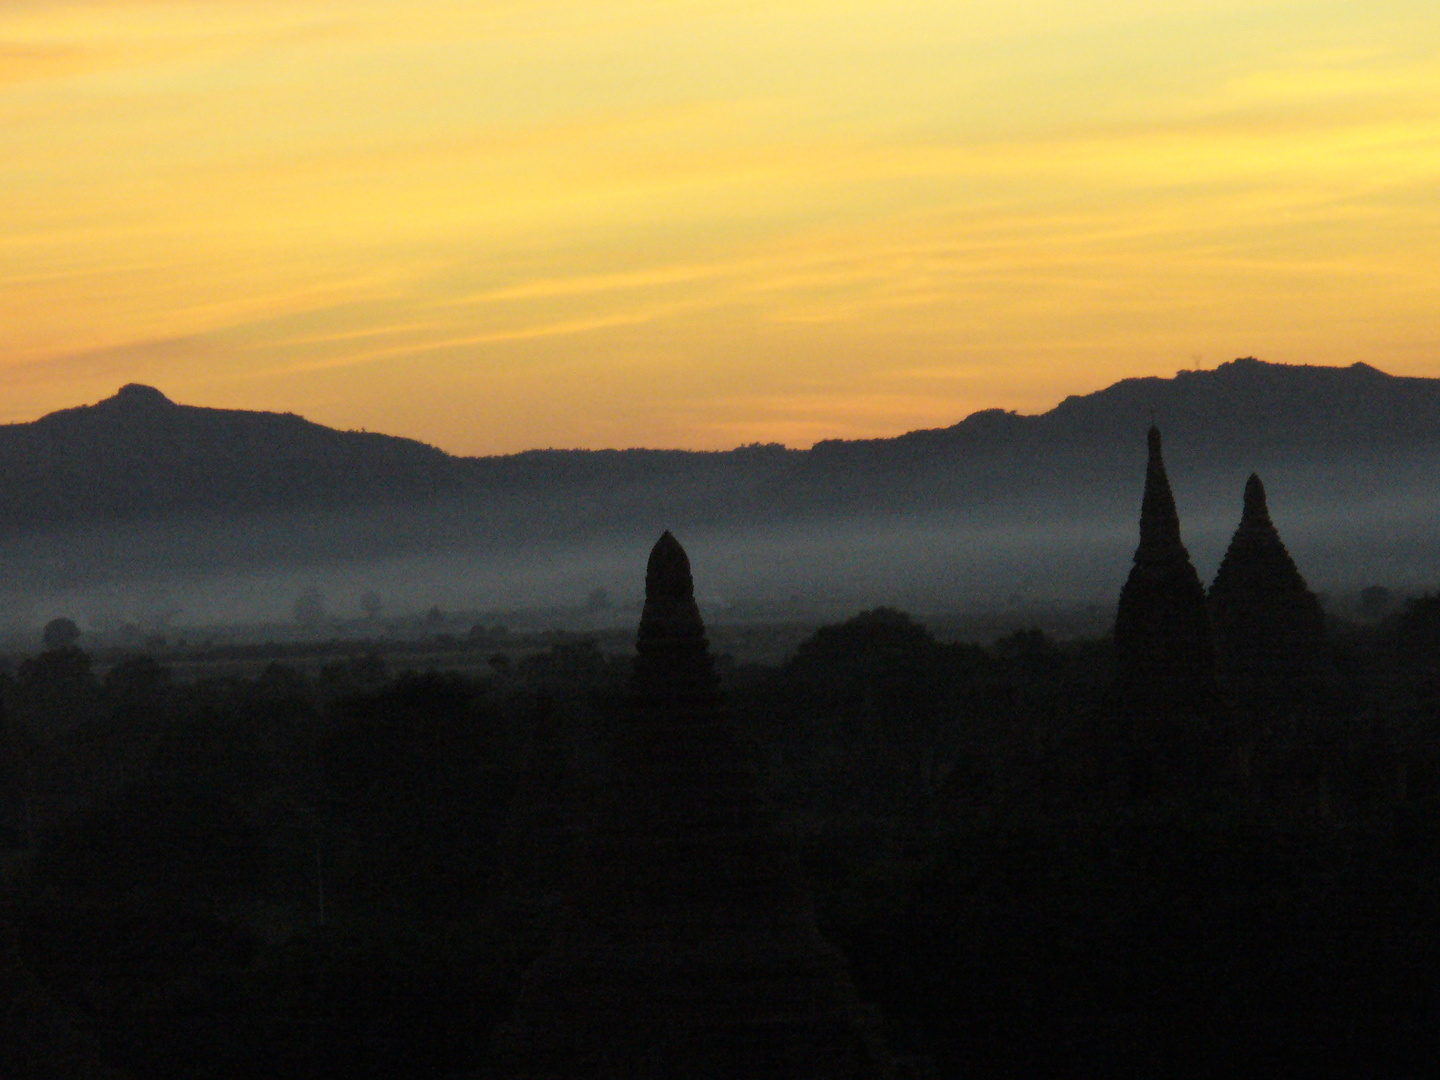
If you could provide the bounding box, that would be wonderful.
[452,357,1440,522]
[0,384,459,531]
[812,357,1440,459]
[6,360,1440,581]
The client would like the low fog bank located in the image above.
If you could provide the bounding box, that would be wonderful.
[4,447,1439,647]
[2,514,1128,639]
[0,437,1428,642]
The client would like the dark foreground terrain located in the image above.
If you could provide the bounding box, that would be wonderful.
[0,598,1436,1078]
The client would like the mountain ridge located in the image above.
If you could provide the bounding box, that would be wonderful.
[5,358,1440,540]
[820,358,1439,455]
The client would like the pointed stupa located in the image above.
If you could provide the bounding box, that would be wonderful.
[1208,474,1325,718]
[1210,475,1316,601]
[491,533,887,1079]
[1113,426,1217,712]
[1134,426,1187,566]
[629,530,719,702]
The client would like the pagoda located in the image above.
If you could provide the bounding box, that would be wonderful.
[1208,473,1325,726]
[491,532,887,1079]
[1114,426,1217,712]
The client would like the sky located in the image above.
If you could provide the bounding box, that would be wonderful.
[2,0,1439,454]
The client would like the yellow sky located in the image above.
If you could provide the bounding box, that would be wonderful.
[3,0,1439,452]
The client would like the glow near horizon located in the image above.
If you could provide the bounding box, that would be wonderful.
[2,0,1438,453]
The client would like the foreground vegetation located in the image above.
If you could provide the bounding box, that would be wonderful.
[1,605,1437,1078]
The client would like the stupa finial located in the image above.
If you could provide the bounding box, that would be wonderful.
[1242,473,1269,523]
[1135,425,1187,566]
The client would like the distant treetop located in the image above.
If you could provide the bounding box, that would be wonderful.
[42,617,81,651]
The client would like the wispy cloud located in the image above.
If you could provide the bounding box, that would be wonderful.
[257,309,684,379]
[2,1,1439,451]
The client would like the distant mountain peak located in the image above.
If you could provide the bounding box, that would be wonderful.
[0,382,458,533]
[110,384,173,408]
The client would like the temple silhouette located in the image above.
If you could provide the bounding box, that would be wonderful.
[1209,474,1327,737]
[1112,427,1225,786]
[491,531,888,1079]
[1110,428,1350,796]
[1114,426,1216,708]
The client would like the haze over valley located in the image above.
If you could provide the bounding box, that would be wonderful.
[4,357,1439,639]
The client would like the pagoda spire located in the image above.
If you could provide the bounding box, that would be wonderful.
[1114,426,1217,714]
[1210,474,1314,598]
[491,532,886,1079]
[1135,426,1188,566]
[629,530,718,702]
[1209,473,1325,724]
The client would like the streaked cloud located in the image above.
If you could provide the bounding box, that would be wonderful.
[1,1,1438,449]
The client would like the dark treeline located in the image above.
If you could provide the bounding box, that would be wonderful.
[0,591,1437,1077]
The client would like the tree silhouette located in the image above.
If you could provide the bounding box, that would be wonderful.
[41,617,80,651]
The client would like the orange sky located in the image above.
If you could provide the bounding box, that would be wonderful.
[3,0,1439,453]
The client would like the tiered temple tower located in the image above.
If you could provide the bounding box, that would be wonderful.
[1114,426,1217,714]
[491,532,887,1079]
[1208,474,1325,729]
